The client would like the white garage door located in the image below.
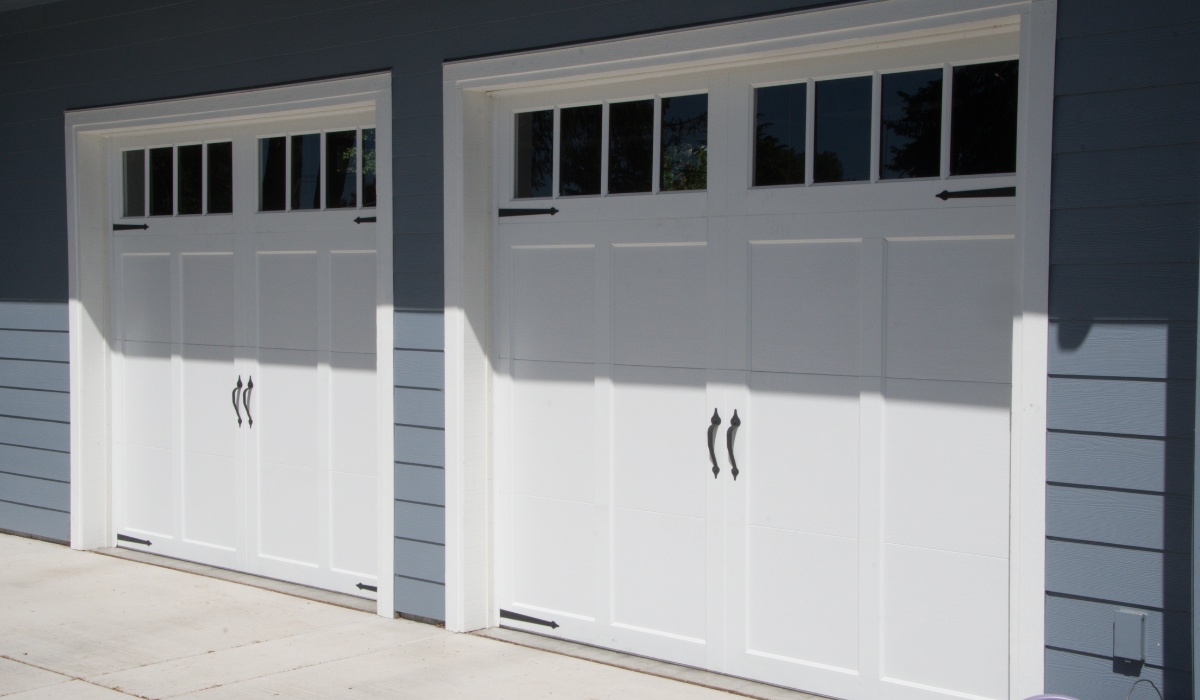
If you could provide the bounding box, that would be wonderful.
[111,111,381,597]
[494,31,1018,700]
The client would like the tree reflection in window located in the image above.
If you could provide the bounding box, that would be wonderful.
[951,60,1019,175]
[516,110,553,198]
[660,94,708,191]
[880,69,943,179]
[754,83,806,187]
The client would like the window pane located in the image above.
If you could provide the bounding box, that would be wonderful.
[515,111,552,198]
[149,147,174,216]
[880,69,942,179]
[559,105,602,196]
[259,137,286,211]
[123,150,145,218]
[362,128,376,207]
[814,77,871,183]
[291,133,321,210]
[661,94,708,191]
[951,60,1019,175]
[608,99,653,194]
[177,144,202,215]
[326,130,357,208]
[754,83,806,187]
[207,142,233,214]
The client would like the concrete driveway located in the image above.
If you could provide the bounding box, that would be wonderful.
[0,534,799,699]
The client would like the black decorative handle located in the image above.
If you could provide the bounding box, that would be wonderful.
[243,376,254,428]
[707,409,722,478]
[727,410,741,481]
[232,376,243,427]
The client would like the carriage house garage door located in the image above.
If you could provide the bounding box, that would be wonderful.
[492,25,1024,700]
[108,109,382,598]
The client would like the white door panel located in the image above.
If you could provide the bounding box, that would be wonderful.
[110,116,380,598]
[493,41,1018,700]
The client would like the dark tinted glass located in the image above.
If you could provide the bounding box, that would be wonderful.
[754,83,806,187]
[149,147,174,216]
[559,105,602,196]
[880,69,942,179]
[123,150,145,218]
[291,133,321,210]
[660,94,707,191]
[177,144,202,215]
[207,142,233,214]
[951,60,1019,175]
[515,111,553,198]
[608,100,653,194]
[326,130,357,208]
[814,77,871,183]
[362,128,376,207]
[259,137,286,211]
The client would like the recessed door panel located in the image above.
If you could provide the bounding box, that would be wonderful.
[330,471,377,576]
[181,450,237,550]
[255,349,319,470]
[122,341,172,450]
[330,353,377,477]
[181,253,235,346]
[256,252,318,351]
[612,506,707,642]
[121,444,175,538]
[512,493,598,619]
[330,252,376,355]
[511,246,596,363]
[121,254,172,344]
[257,460,321,566]
[612,243,708,369]
[511,360,596,504]
[749,240,861,377]
[884,237,1013,383]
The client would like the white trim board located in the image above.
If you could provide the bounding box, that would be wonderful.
[442,0,1056,697]
[64,72,396,619]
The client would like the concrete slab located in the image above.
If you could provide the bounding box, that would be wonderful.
[91,618,446,698]
[0,657,70,696]
[3,680,135,699]
[173,634,741,699]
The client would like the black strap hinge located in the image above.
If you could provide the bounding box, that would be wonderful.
[113,223,149,231]
[356,583,378,592]
[499,207,559,217]
[935,186,1016,200]
[354,216,376,224]
[500,609,559,629]
[117,533,152,546]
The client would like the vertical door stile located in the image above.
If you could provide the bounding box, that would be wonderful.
[235,127,258,573]
[593,231,614,644]
[857,236,886,686]
[317,247,333,574]
[169,243,185,547]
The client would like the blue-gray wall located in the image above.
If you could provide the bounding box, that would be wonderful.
[1044,1,1200,697]
[0,0,854,621]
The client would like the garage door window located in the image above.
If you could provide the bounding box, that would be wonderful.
[258,129,376,212]
[122,142,234,217]
[513,93,708,198]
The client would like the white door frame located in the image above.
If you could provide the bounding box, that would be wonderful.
[64,73,396,618]
[444,0,1056,695]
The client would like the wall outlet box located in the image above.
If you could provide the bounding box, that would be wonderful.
[1113,609,1146,662]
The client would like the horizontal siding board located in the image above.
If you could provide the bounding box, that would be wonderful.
[1046,485,1191,552]
[1045,595,1189,670]
[394,350,443,390]
[1056,0,1200,39]
[394,273,444,313]
[393,387,444,429]
[393,537,445,584]
[1049,321,1196,379]
[1052,143,1200,211]
[1047,433,1193,496]
[1046,540,1190,611]
[1049,264,1197,321]
[0,386,69,422]
[394,424,443,468]
[1045,648,1185,700]
[1047,378,1194,438]
[0,359,69,392]
[395,463,444,507]
[0,500,68,542]
[393,311,443,351]
[0,415,69,452]
[0,471,68,512]
[1050,203,1199,266]
[394,574,444,620]
[1052,82,1200,155]
[0,301,67,331]
[394,499,444,545]
[0,330,67,362]
[1054,22,1200,96]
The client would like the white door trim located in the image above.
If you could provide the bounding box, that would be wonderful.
[443,0,1056,695]
[64,72,396,618]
